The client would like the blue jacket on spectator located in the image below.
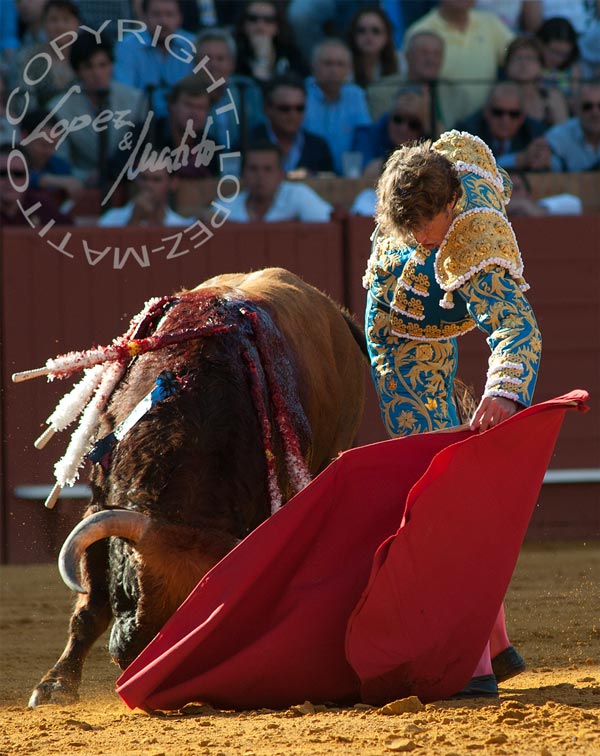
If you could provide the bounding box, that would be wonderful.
[456,110,547,170]
[249,122,334,175]
[544,117,600,172]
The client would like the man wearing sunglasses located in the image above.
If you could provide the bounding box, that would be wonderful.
[249,74,334,175]
[457,82,546,170]
[543,81,600,172]
[352,87,431,179]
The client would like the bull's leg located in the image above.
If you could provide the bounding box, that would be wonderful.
[28,539,112,707]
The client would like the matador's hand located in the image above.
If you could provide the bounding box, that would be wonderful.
[470,396,518,432]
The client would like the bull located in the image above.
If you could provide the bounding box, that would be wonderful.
[28,268,367,707]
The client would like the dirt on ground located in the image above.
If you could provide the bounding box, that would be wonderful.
[1,543,599,756]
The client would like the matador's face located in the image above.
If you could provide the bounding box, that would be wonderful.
[410,201,456,250]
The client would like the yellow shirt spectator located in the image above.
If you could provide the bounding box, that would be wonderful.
[404,4,514,127]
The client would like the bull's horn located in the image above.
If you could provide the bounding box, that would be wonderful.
[59,509,151,594]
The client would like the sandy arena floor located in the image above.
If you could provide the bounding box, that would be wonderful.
[1,543,599,756]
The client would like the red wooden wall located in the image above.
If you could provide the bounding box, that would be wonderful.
[1,216,598,563]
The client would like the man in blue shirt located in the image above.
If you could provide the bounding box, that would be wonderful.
[303,38,371,175]
[113,0,196,119]
[456,82,546,171]
[544,81,600,172]
[511,81,600,172]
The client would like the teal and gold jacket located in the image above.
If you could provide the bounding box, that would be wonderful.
[363,130,542,407]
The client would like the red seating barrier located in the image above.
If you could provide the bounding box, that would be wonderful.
[1,216,598,562]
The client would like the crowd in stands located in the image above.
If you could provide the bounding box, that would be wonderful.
[0,0,598,229]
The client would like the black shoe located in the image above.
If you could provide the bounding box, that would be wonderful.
[449,674,499,700]
[491,646,526,683]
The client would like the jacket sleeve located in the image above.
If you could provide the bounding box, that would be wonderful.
[456,266,542,407]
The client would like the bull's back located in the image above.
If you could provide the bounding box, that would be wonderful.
[192,268,366,472]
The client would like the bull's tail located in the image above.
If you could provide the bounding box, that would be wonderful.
[341,309,369,360]
[454,377,478,424]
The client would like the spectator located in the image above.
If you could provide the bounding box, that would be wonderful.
[351,87,431,179]
[113,0,196,119]
[502,36,569,128]
[542,81,600,172]
[474,0,541,33]
[19,108,82,199]
[535,17,581,106]
[249,74,334,175]
[131,0,246,31]
[111,74,223,182]
[10,0,80,108]
[226,141,332,222]
[48,31,147,186]
[303,38,371,175]
[346,6,400,89]
[98,165,194,226]
[286,1,435,65]
[233,1,306,86]
[579,20,600,82]
[505,168,583,217]
[0,143,74,226]
[153,74,221,178]
[402,29,444,86]
[349,184,377,217]
[196,28,265,151]
[366,29,464,130]
[286,0,369,67]
[404,0,514,128]
[15,0,47,45]
[1,0,19,63]
[457,81,547,169]
[0,71,15,146]
[75,2,134,43]
[521,0,597,36]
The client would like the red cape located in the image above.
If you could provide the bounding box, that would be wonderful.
[116,390,589,711]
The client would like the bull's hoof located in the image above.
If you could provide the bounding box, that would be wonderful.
[28,678,80,708]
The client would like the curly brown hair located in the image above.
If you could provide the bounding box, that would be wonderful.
[375,140,461,239]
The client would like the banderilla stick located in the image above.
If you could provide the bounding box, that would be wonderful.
[12,323,238,383]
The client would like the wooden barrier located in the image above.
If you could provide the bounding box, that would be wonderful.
[174,172,600,218]
[67,172,600,224]
[1,215,598,563]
